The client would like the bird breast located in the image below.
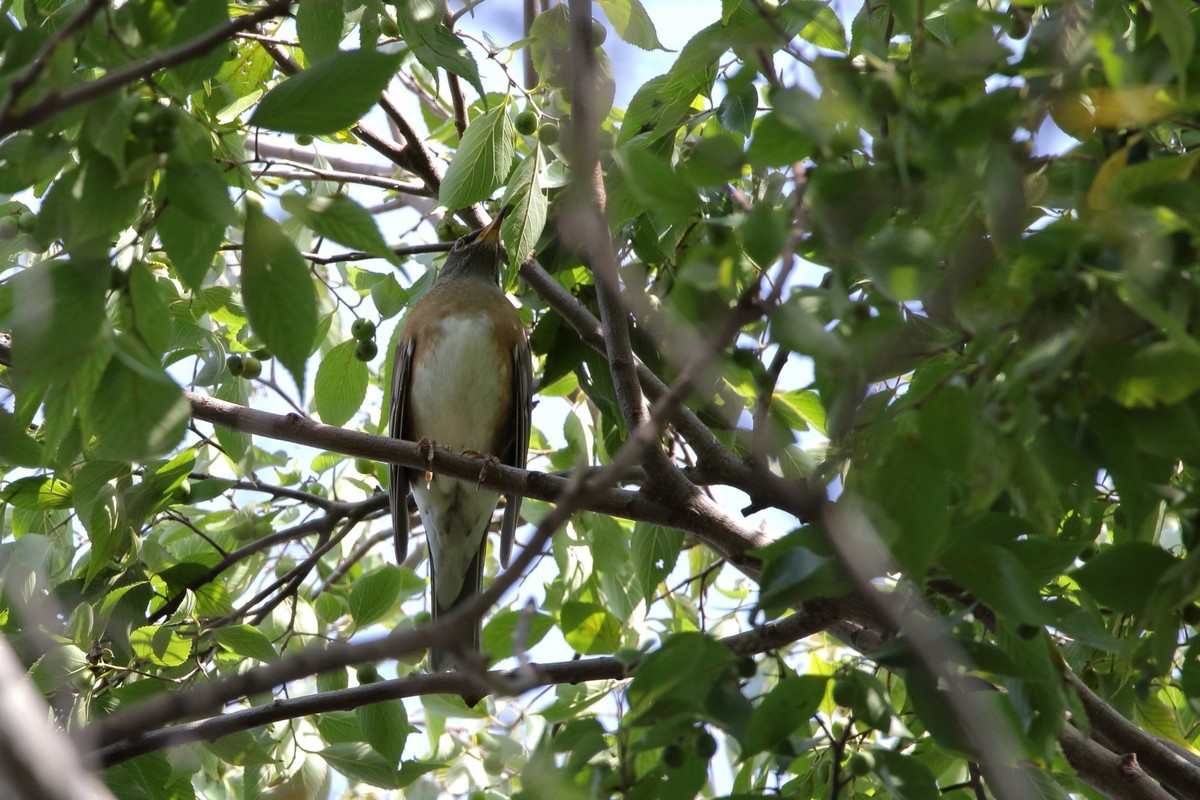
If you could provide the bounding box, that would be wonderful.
[408,313,512,453]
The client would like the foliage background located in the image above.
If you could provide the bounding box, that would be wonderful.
[2,0,1200,799]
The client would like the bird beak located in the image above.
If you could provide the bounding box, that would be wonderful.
[478,210,506,247]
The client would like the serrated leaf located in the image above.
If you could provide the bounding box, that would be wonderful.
[130,625,193,667]
[560,600,622,655]
[28,645,87,692]
[439,100,514,210]
[91,339,191,462]
[396,0,485,98]
[357,700,409,764]
[281,192,399,266]
[718,81,758,136]
[798,4,847,53]
[168,0,228,87]
[745,675,827,755]
[348,565,404,628]
[500,145,547,277]
[242,202,318,390]
[250,49,403,135]
[0,409,42,467]
[314,340,368,426]
[297,0,344,62]
[321,743,401,789]
[158,204,222,291]
[214,624,278,663]
[481,608,554,662]
[596,0,667,50]
[0,476,72,509]
[1071,543,1177,614]
[632,523,683,603]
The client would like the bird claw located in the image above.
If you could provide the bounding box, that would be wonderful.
[462,450,500,490]
[417,438,451,487]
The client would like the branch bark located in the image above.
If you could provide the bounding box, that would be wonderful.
[92,601,849,766]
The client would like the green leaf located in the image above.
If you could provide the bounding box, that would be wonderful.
[297,0,345,61]
[797,4,847,53]
[163,157,237,226]
[130,625,193,667]
[718,81,758,136]
[249,49,403,135]
[28,645,87,693]
[626,633,733,723]
[481,608,554,662]
[939,544,1054,626]
[1072,543,1177,614]
[740,203,786,267]
[745,675,827,755]
[321,743,401,789]
[213,624,278,663]
[281,192,399,266]
[596,0,667,49]
[7,259,108,390]
[396,0,486,98]
[632,523,683,603]
[439,100,515,211]
[500,145,548,277]
[357,700,409,764]
[91,340,191,462]
[348,565,404,628]
[158,204,222,291]
[0,409,42,467]
[1150,0,1194,93]
[167,0,228,87]
[128,262,172,357]
[874,748,940,800]
[0,476,72,509]
[1107,341,1200,408]
[560,600,622,655]
[241,202,318,390]
[314,340,369,426]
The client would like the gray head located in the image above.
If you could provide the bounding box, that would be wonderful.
[434,213,507,287]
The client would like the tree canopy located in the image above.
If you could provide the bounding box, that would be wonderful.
[2,0,1200,798]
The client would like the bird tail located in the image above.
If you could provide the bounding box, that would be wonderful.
[429,546,484,672]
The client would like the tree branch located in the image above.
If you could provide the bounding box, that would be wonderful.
[0,0,294,136]
[92,603,847,766]
[1059,724,1177,800]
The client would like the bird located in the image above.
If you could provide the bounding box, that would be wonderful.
[389,211,532,671]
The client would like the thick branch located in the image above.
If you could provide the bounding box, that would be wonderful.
[0,637,114,800]
[92,603,847,766]
[1059,725,1176,800]
[1066,669,1200,797]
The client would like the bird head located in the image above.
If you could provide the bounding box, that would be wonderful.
[435,211,507,286]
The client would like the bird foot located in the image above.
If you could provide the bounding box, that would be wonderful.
[462,450,501,490]
[417,438,452,487]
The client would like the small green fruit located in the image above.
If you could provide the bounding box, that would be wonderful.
[226,354,244,376]
[241,356,262,380]
[693,731,717,759]
[515,110,539,135]
[16,211,36,233]
[295,134,314,146]
[662,743,685,768]
[230,518,257,541]
[832,676,859,708]
[356,663,380,684]
[538,122,560,145]
[252,346,273,360]
[591,19,607,46]
[355,339,379,362]
[0,216,18,239]
[847,751,875,777]
[351,318,377,341]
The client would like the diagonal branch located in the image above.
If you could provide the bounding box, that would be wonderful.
[92,598,851,767]
[0,0,293,137]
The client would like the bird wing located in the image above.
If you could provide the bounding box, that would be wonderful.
[389,337,415,562]
[499,337,533,567]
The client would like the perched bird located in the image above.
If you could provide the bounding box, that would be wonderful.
[389,213,532,670]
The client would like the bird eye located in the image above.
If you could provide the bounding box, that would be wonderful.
[451,231,476,251]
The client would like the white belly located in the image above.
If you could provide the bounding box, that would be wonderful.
[409,314,510,607]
